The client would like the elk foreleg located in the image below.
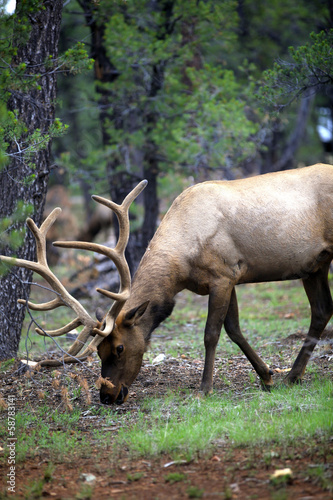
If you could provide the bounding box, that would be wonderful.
[286,264,333,384]
[200,284,233,394]
[224,287,274,388]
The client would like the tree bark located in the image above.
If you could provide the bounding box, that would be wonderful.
[0,0,63,360]
[78,0,163,275]
[260,96,314,174]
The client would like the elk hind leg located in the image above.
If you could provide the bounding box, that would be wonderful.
[224,287,274,389]
[286,265,333,384]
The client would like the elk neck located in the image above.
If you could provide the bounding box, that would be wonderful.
[125,247,180,343]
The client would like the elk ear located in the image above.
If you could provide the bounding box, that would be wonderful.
[123,301,149,327]
[92,307,106,336]
[95,307,105,322]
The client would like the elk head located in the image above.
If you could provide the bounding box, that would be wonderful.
[97,301,149,404]
[0,181,147,405]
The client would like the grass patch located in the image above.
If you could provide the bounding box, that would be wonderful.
[187,485,204,498]
[24,478,45,500]
[306,464,333,492]
[144,279,333,362]
[115,378,333,460]
[6,278,333,485]
[0,403,92,464]
[0,358,16,373]
[165,472,187,484]
[127,472,144,482]
[15,425,92,463]
[75,484,94,500]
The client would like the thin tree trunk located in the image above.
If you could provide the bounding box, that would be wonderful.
[0,0,63,360]
[261,96,314,174]
[78,0,161,275]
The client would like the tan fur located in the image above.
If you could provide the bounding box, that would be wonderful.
[95,377,115,390]
[98,164,333,403]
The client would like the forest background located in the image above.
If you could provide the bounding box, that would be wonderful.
[0,0,333,360]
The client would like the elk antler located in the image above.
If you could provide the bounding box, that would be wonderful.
[0,180,147,366]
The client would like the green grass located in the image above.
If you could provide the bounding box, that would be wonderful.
[6,376,331,466]
[24,478,45,500]
[115,377,333,460]
[9,278,333,470]
[16,426,91,463]
[0,358,16,373]
[144,279,330,363]
[19,277,332,364]
[165,472,187,484]
[306,464,333,491]
[1,404,91,463]
[187,485,204,498]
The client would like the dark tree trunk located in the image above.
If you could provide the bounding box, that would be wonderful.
[260,97,314,174]
[0,0,63,360]
[78,0,163,275]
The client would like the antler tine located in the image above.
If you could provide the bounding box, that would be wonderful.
[38,330,101,366]
[90,179,148,336]
[0,208,99,364]
[0,208,62,283]
[0,180,147,367]
[92,179,148,254]
[29,207,62,268]
[54,179,148,338]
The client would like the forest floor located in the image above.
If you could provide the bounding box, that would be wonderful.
[1,280,333,500]
[1,328,333,500]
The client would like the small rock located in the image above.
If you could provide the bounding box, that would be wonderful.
[270,468,293,484]
[80,473,96,484]
[20,360,38,367]
[163,460,188,468]
[284,313,295,319]
[66,330,79,340]
[230,483,240,493]
[152,354,166,365]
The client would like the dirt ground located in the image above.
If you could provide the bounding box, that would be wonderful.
[1,330,333,499]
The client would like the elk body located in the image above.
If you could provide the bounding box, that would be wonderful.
[98,163,333,403]
[1,164,333,405]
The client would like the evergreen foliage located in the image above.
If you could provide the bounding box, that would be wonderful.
[260,29,333,108]
[1,0,332,360]
[0,0,93,361]
[0,0,93,251]
[78,0,259,179]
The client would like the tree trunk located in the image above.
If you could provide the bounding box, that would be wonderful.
[0,0,63,360]
[78,0,162,275]
[260,96,314,174]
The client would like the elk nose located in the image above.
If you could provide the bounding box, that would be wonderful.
[116,386,128,405]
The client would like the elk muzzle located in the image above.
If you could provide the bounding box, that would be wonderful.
[98,377,129,405]
[100,385,128,405]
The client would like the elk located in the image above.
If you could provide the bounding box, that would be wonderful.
[1,164,333,405]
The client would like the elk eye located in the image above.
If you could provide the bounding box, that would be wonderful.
[116,345,124,356]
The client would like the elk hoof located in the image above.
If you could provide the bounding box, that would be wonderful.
[260,380,273,392]
[260,372,274,392]
[284,372,302,385]
[200,383,213,396]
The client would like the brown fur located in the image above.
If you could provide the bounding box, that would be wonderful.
[98,164,333,404]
